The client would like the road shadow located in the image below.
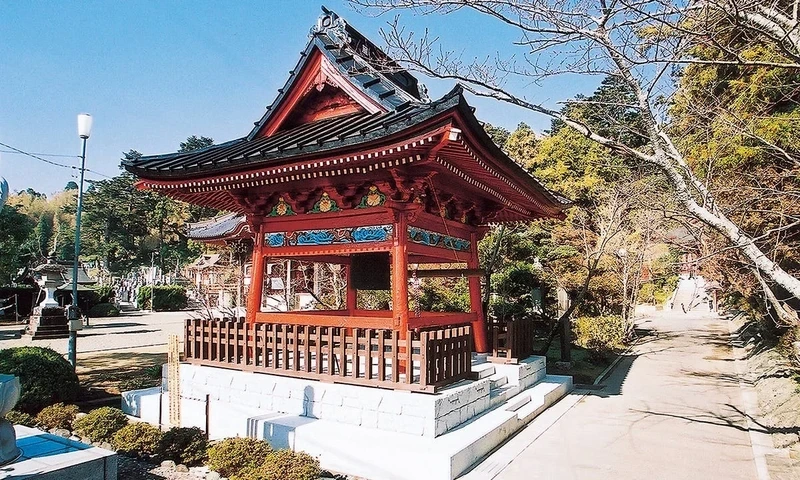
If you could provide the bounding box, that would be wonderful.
[628,403,798,437]
[84,322,145,329]
[79,329,160,337]
[0,327,23,340]
[578,353,640,398]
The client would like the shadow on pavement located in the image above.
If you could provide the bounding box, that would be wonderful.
[79,329,160,337]
[84,322,146,329]
[578,353,640,398]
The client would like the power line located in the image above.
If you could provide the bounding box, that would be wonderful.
[0,149,79,158]
[0,141,113,179]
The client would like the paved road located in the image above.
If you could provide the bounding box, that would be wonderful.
[0,310,186,355]
[491,312,763,480]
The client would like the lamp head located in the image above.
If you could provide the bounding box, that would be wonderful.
[77,113,93,139]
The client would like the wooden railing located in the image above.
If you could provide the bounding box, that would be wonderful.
[184,319,472,392]
[487,316,536,364]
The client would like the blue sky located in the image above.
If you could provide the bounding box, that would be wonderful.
[0,1,599,195]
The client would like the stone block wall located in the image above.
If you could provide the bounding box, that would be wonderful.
[134,364,496,438]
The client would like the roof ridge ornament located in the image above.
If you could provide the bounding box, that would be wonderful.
[313,7,350,47]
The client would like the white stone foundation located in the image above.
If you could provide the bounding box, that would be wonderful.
[123,356,571,480]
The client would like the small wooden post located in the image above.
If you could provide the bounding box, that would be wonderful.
[168,334,181,427]
[246,221,265,324]
[469,232,489,353]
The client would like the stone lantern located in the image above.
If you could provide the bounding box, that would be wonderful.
[26,260,70,339]
[33,261,64,308]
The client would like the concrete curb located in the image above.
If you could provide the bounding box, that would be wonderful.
[593,346,632,386]
[726,317,774,480]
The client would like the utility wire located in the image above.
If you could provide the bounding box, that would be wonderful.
[0,149,79,158]
[0,141,113,179]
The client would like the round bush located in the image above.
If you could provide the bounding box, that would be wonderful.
[112,422,162,457]
[87,302,120,318]
[157,427,207,466]
[4,410,36,427]
[232,450,320,480]
[73,407,129,443]
[0,347,80,413]
[207,437,273,477]
[35,403,79,430]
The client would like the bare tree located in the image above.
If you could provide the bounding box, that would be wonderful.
[348,0,800,311]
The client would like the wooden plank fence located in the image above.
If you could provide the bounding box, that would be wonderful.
[488,316,536,364]
[184,318,472,392]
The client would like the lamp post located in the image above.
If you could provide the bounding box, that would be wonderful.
[150,251,158,312]
[616,248,629,322]
[68,113,92,369]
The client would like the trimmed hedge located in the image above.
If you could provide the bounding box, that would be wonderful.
[113,422,162,457]
[137,285,188,311]
[73,407,129,443]
[207,437,273,477]
[0,347,80,414]
[87,302,120,317]
[231,449,321,480]
[4,410,36,427]
[157,427,208,466]
[35,403,79,430]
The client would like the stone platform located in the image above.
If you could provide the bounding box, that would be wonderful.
[2,425,117,479]
[123,356,571,480]
[26,307,69,339]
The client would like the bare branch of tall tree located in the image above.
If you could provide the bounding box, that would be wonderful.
[349,0,800,308]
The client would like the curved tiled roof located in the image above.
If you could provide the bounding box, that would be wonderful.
[186,212,250,241]
[123,89,459,178]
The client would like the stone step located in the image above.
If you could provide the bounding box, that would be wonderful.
[513,377,573,423]
[117,302,138,312]
[471,362,496,380]
[242,375,573,480]
[489,374,508,390]
[503,393,531,412]
[488,384,520,409]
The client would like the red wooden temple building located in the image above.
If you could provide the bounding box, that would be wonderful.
[125,8,567,392]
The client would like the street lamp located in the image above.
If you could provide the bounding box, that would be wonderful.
[616,248,629,322]
[68,113,92,369]
[150,251,159,312]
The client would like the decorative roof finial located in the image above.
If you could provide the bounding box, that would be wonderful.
[312,7,350,46]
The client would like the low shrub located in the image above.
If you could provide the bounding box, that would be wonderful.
[157,427,208,466]
[35,403,79,430]
[232,450,321,480]
[0,346,80,413]
[4,410,36,427]
[112,422,162,457]
[207,437,273,477]
[137,285,188,311]
[87,302,120,318]
[572,315,627,363]
[73,407,129,443]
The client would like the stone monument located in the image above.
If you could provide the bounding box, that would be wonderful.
[0,375,22,465]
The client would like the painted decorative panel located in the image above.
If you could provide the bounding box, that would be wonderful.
[356,185,386,208]
[265,224,393,247]
[408,226,470,252]
[308,192,340,214]
[267,197,296,217]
